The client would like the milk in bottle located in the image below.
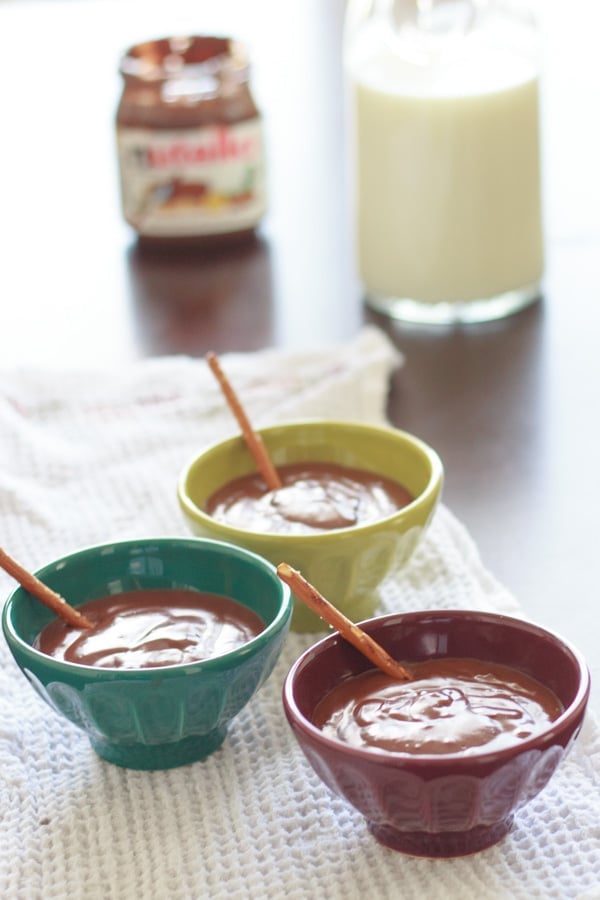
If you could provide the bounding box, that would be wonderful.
[344,0,544,324]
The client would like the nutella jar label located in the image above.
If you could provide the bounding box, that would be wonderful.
[117,119,266,237]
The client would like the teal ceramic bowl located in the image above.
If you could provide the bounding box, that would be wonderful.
[2,537,292,770]
[177,420,443,631]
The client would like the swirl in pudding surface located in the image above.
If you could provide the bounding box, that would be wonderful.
[206,462,413,534]
[313,658,563,755]
[35,588,264,669]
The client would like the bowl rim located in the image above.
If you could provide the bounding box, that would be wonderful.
[177,418,444,542]
[2,536,293,679]
[282,608,591,767]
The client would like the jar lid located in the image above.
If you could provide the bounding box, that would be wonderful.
[119,36,249,84]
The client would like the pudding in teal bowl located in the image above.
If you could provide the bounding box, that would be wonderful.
[2,537,292,770]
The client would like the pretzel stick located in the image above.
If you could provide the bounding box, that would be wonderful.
[277,563,412,681]
[0,547,93,629]
[206,352,282,491]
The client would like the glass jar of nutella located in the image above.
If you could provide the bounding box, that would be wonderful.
[116,36,267,247]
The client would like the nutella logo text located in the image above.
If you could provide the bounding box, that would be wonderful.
[144,127,258,168]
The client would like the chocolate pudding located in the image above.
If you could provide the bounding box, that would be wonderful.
[205,462,413,534]
[35,588,264,669]
[313,658,563,755]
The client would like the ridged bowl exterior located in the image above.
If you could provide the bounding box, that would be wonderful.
[3,537,292,769]
[178,420,443,631]
[283,610,590,857]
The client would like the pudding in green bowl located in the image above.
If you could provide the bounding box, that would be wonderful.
[2,537,292,770]
[177,420,443,631]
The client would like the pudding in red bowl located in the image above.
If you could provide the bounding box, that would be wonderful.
[282,609,590,857]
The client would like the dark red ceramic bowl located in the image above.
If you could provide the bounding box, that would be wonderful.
[282,610,590,858]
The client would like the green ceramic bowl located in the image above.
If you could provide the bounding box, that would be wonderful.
[2,537,292,770]
[177,420,443,631]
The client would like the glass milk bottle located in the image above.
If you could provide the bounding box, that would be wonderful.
[344,0,544,325]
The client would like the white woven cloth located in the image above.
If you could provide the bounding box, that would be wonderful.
[0,326,598,900]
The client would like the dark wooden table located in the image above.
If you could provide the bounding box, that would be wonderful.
[1,0,598,712]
